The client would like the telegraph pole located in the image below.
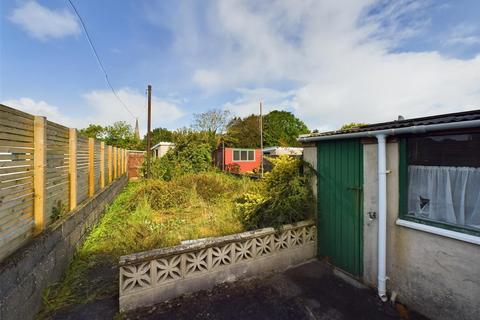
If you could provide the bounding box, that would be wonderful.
[260,101,264,178]
[146,85,152,179]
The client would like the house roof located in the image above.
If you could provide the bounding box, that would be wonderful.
[151,141,175,150]
[301,109,480,139]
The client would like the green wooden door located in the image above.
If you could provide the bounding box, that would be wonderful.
[317,139,363,277]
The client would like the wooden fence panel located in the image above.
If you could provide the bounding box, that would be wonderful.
[94,140,101,192]
[45,121,69,225]
[76,136,89,204]
[0,105,35,259]
[0,103,129,261]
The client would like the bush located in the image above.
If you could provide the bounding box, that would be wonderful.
[142,130,213,180]
[235,155,314,230]
[176,172,240,202]
[126,180,194,210]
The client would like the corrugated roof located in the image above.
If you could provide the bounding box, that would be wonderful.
[302,109,480,138]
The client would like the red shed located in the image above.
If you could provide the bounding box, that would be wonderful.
[214,147,262,174]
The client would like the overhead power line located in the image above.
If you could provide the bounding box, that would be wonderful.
[66,0,136,119]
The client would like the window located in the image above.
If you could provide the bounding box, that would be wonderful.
[232,149,255,162]
[399,132,480,236]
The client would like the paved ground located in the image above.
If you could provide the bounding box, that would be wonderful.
[126,260,427,320]
[52,259,427,319]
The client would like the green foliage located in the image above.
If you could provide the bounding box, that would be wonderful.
[79,124,105,140]
[39,173,255,317]
[264,110,309,147]
[126,179,194,211]
[143,128,213,180]
[236,155,314,229]
[50,200,68,221]
[340,122,368,130]
[192,109,231,148]
[225,110,309,148]
[226,115,261,148]
[104,121,141,149]
[79,121,142,149]
[144,127,173,147]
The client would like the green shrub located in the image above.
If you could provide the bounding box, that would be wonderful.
[126,179,194,210]
[176,172,239,202]
[143,139,213,180]
[236,155,314,230]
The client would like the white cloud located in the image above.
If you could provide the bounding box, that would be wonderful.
[164,0,480,131]
[2,89,185,135]
[83,88,185,134]
[223,88,296,118]
[1,97,77,126]
[444,24,480,46]
[9,1,80,40]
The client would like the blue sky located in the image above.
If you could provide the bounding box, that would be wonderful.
[1,0,480,134]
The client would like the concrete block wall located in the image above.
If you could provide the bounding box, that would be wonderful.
[0,175,128,320]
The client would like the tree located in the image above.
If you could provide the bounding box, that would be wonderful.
[340,122,367,130]
[263,111,309,147]
[143,128,213,180]
[104,121,141,149]
[192,109,231,148]
[225,110,309,148]
[225,115,261,148]
[79,124,105,140]
[142,127,173,149]
[192,109,231,135]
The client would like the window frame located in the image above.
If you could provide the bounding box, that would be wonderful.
[232,148,256,162]
[399,134,480,237]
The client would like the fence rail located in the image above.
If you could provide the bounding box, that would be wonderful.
[0,104,128,261]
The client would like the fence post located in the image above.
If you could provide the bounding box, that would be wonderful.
[114,147,118,179]
[33,116,46,234]
[122,149,125,174]
[88,138,95,197]
[69,128,77,211]
[125,149,128,175]
[100,142,105,188]
[108,146,112,183]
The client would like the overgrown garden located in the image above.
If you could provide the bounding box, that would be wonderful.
[39,109,314,318]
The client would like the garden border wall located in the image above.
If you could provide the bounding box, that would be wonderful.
[0,175,128,320]
[119,220,316,311]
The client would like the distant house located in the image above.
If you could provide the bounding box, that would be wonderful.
[151,142,174,158]
[263,146,303,156]
[214,147,262,174]
[300,109,480,320]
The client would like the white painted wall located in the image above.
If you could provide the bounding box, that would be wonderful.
[302,146,317,199]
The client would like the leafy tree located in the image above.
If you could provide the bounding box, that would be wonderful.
[264,111,309,147]
[143,128,213,180]
[340,122,367,130]
[104,121,141,149]
[225,110,309,148]
[192,109,231,148]
[192,109,231,135]
[79,124,105,140]
[225,115,261,148]
[141,127,173,149]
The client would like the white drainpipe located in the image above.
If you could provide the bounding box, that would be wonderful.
[376,134,388,302]
[297,118,480,301]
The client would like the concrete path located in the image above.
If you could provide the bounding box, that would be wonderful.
[126,259,427,320]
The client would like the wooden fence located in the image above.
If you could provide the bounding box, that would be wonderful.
[0,104,128,261]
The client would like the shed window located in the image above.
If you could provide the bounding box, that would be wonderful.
[232,149,255,162]
[400,133,480,236]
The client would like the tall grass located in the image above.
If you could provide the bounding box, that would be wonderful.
[38,172,255,318]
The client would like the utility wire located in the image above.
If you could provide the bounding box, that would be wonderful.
[66,0,136,119]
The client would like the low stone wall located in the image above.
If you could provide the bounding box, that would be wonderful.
[119,220,316,311]
[0,175,128,320]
